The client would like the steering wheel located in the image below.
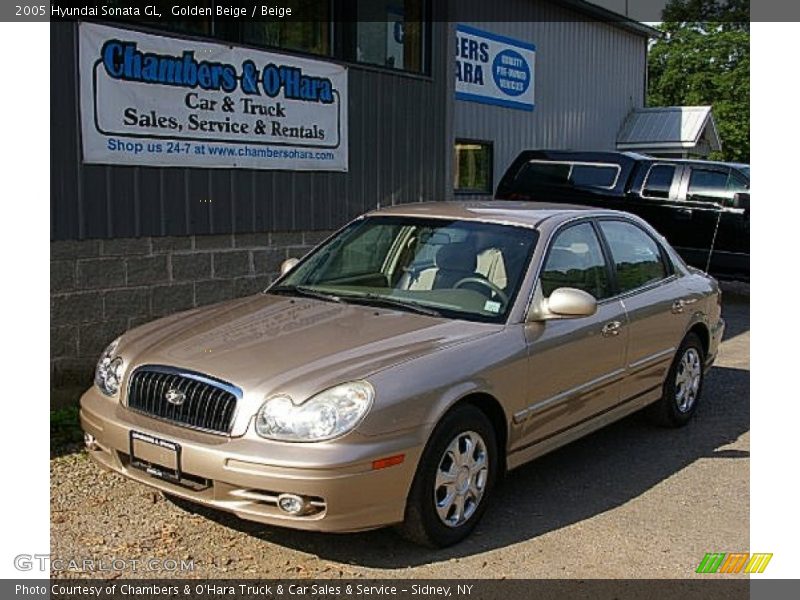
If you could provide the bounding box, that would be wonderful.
[453,277,509,306]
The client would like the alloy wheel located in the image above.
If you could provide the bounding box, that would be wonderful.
[675,347,702,413]
[433,431,489,528]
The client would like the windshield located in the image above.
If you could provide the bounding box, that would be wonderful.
[270,216,538,323]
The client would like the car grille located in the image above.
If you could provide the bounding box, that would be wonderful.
[126,367,241,435]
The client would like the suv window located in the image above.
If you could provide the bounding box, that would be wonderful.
[642,164,676,199]
[569,164,619,188]
[728,171,750,193]
[598,220,667,293]
[514,161,620,190]
[540,222,611,299]
[687,168,730,204]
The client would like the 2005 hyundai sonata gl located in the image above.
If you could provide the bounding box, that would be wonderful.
[81,201,724,547]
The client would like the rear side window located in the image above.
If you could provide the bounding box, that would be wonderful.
[513,161,620,191]
[570,164,619,188]
[642,164,676,199]
[598,220,667,293]
[540,223,611,300]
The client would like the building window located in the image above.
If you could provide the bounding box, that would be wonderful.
[242,1,331,56]
[454,141,493,194]
[339,0,428,74]
[136,0,429,75]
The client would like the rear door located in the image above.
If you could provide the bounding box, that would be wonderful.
[596,219,691,402]
[674,165,730,270]
[627,162,686,244]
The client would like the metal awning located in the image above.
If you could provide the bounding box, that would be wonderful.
[617,106,722,156]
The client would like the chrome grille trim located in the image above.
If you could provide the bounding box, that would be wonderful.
[126,365,242,436]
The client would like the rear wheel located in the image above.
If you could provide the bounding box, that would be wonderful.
[397,404,498,547]
[647,332,705,427]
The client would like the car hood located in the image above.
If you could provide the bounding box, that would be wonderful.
[119,293,499,419]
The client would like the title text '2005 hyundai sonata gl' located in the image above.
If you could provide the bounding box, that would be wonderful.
[81,201,724,547]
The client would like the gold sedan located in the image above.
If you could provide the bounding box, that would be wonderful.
[81,201,724,547]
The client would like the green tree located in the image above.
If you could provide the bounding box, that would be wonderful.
[648,0,749,162]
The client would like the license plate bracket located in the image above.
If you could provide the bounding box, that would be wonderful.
[129,431,181,483]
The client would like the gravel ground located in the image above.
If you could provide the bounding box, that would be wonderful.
[50,297,749,579]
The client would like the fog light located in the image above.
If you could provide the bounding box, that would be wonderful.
[277,493,307,515]
[84,433,98,450]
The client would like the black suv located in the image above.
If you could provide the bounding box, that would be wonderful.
[495,151,749,280]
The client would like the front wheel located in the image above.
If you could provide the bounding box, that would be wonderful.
[397,404,498,547]
[646,332,705,427]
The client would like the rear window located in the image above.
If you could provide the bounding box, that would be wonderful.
[513,160,620,191]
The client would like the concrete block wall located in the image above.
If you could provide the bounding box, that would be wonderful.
[50,230,334,408]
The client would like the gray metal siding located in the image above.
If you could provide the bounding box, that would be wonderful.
[51,21,450,241]
[451,0,648,197]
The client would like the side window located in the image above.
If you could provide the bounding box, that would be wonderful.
[687,168,730,204]
[642,164,676,199]
[569,164,620,188]
[728,171,750,193]
[598,221,668,293]
[540,223,611,300]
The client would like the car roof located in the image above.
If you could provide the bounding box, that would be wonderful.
[366,201,626,229]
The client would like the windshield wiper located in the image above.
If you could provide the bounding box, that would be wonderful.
[269,285,344,304]
[337,293,442,317]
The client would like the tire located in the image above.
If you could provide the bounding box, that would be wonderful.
[396,404,498,547]
[646,332,705,427]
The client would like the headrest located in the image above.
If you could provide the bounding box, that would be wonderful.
[435,242,477,272]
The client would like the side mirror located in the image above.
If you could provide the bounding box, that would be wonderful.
[732,192,750,212]
[544,287,598,318]
[280,257,300,276]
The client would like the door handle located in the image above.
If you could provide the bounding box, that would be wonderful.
[676,207,693,219]
[601,321,622,337]
[672,297,697,314]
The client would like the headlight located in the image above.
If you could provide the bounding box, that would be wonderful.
[254,381,374,442]
[95,337,124,396]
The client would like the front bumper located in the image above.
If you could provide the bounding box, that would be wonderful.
[79,387,424,532]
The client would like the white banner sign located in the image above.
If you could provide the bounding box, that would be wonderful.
[79,23,348,171]
[455,25,535,111]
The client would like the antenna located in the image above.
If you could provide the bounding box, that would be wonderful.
[704,208,723,274]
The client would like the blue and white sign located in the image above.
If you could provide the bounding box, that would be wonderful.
[455,25,536,111]
[79,23,348,171]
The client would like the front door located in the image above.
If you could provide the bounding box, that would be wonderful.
[709,168,750,277]
[516,221,628,449]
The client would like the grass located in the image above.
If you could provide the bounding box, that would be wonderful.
[51,405,83,451]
